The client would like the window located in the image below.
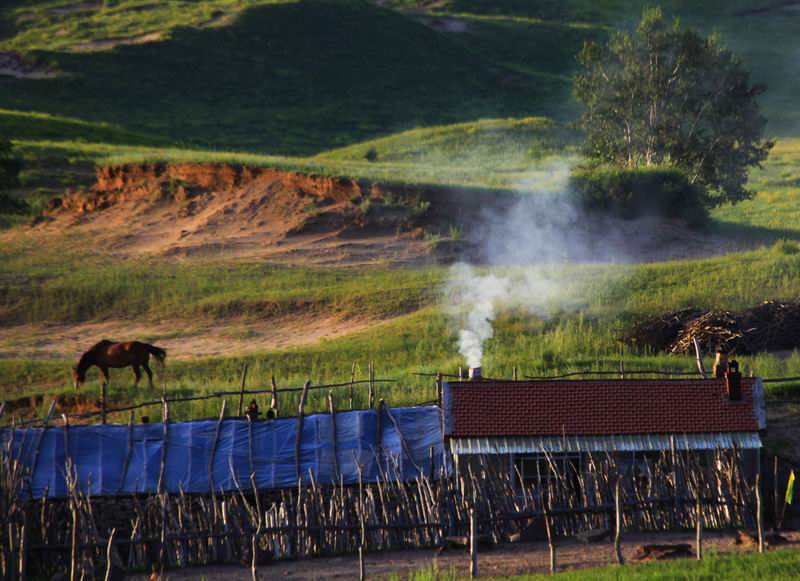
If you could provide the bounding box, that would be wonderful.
[513,453,582,493]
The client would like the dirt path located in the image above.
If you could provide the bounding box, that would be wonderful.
[0,313,384,361]
[124,530,800,580]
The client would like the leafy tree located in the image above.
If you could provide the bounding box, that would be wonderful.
[574,7,773,208]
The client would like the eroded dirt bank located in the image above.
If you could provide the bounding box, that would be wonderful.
[21,162,751,265]
[29,163,481,266]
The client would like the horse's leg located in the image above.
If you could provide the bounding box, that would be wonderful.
[143,362,154,390]
[133,365,142,387]
[100,366,110,385]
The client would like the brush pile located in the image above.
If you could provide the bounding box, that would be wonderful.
[621,299,800,355]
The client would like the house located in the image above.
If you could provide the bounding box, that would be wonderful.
[442,367,766,492]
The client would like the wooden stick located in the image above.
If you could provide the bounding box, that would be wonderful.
[695,496,702,560]
[157,397,170,494]
[368,363,375,409]
[104,528,116,581]
[756,473,764,553]
[614,476,624,565]
[118,411,134,495]
[251,533,258,581]
[375,399,383,472]
[270,375,279,417]
[693,337,707,379]
[513,366,518,381]
[358,463,366,581]
[543,502,555,575]
[383,403,423,474]
[349,363,356,410]
[469,508,478,578]
[295,380,311,482]
[774,456,779,531]
[328,391,340,482]
[28,401,56,489]
[18,521,27,581]
[69,507,78,581]
[101,382,108,425]
[237,364,249,417]
[208,400,227,509]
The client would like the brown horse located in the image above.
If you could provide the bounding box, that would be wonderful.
[73,340,167,390]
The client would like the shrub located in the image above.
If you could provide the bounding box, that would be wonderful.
[773,239,800,255]
[364,147,378,162]
[569,165,708,225]
[0,192,29,215]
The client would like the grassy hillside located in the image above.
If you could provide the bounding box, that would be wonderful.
[4,242,800,419]
[2,0,797,161]
[2,0,800,424]
[0,0,565,156]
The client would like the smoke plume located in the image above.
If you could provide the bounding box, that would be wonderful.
[447,158,619,368]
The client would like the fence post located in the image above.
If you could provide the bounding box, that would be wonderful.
[295,380,311,482]
[251,533,258,581]
[104,528,116,581]
[368,362,375,409]
[100,382,107,425]
[614,476,624,565]
[349,363,356,410]
[756,473,765,553]
[695,496,703,560]
[358,463,366,581]
[543,503,556,575]
[469,508,478,579]
[19,521,27,581]
[270,375,279,418]
[237,363,249,417]
[774,456,779,531]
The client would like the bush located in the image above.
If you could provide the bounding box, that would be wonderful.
[0,192,28,215]
[569,165,708,225]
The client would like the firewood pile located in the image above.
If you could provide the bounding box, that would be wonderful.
[621,299,800,355]
[619,308,703,352]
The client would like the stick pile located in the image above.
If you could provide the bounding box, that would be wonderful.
[621,299,800,355]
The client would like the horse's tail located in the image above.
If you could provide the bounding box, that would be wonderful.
[147,344,167,370]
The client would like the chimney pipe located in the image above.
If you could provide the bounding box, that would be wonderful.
[725,360,741,401]
[713,350,729,378]
[468,367,482,381]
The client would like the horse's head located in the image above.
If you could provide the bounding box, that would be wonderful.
[72,366,85,390]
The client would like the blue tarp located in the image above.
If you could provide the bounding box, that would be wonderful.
[3,406,444,498]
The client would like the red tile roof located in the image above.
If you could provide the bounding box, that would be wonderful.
[446,378,760,437]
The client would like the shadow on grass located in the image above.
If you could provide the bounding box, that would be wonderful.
[708,219,800,243]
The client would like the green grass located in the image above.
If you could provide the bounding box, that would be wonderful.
[0,0,561,157]
[5,243,800,416]
[396,548,800,580]
[712,139,800,240]
[0,1,287,53]
[2,0,798,165]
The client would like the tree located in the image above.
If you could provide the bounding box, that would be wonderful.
[574,7,773,208]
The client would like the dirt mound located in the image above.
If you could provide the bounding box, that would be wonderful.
[71,32,163,52]
[33,163,445,265]
[20,162,760,266]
